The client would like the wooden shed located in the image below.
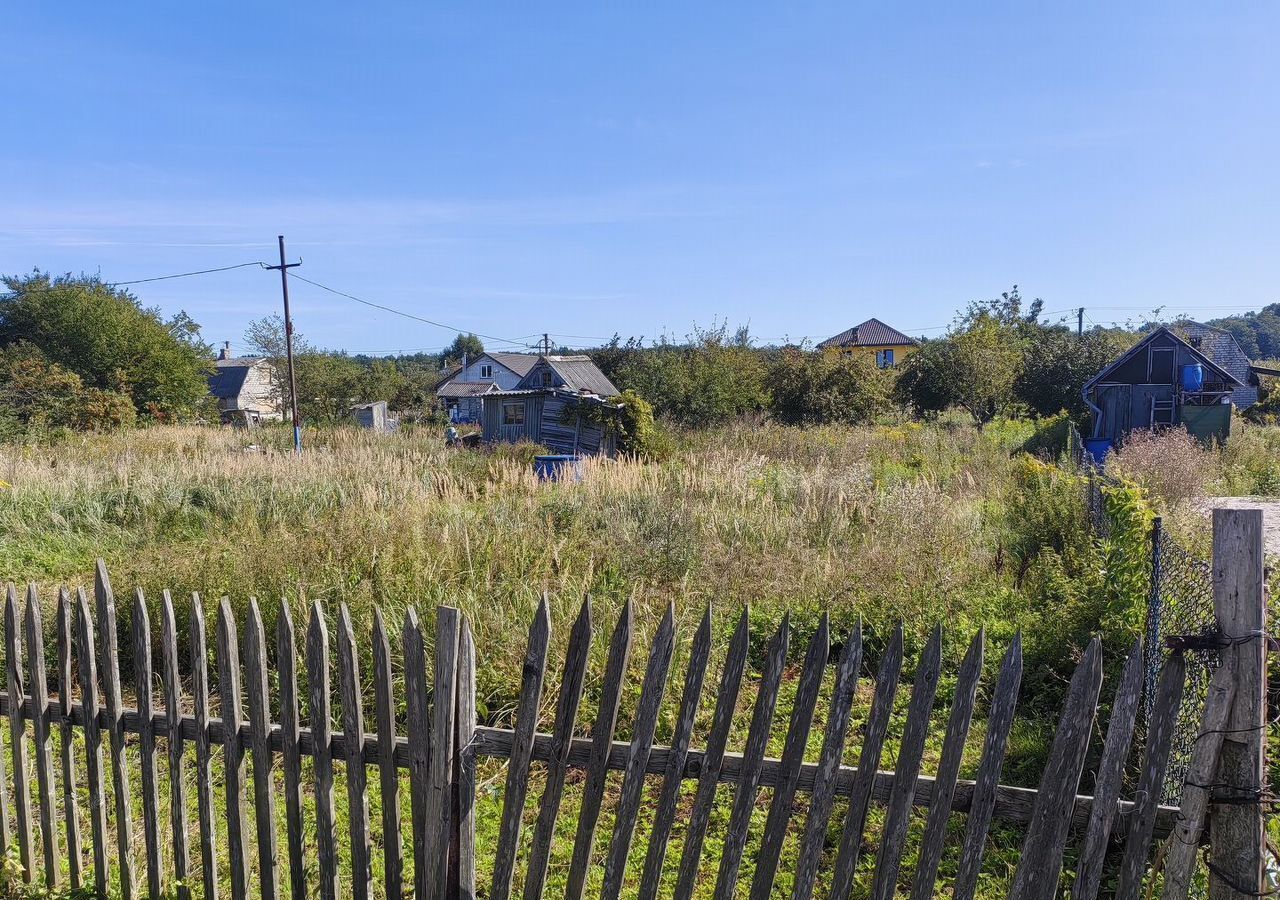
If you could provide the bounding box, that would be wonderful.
[1083,326,1243,450]
[480,354,621,455]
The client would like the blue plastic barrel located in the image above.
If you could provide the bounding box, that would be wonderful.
[534,455,583,482]
[1084,438,1113,465]
[1181,363,1204,393]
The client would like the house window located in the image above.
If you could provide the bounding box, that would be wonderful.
[541,371,553,387]
[876,349,895,368]
[480,364,494,379]
[501,401,525,426]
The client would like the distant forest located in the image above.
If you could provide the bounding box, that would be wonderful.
[1207,304,1280,360]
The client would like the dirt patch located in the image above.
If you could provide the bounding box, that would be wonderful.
[1195,497,1280,556]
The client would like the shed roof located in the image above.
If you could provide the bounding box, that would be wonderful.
[817,318,920,350]
[437,380,500,399]
[1084,326,1243,392]
[538,355,620,396]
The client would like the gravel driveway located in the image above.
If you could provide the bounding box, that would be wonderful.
[1197,497,1280,555]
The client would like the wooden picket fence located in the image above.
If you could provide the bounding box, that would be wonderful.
[0,511,1268,900]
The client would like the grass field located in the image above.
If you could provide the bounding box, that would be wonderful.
[0,419,1275,898]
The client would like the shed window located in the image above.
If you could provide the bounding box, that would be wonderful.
[480,364,494,379]
[501,401,526,426]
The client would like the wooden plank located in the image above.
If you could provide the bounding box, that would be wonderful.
[1072,638,1145,900]
[307,602,339,900]
[336,604,372,900]
[565,599,634,900]
[954,633,1023,900]
[749,615,831,900]
[791,620,864,900]
[1162,655,1237,900]
[673,607,750,900]
[524,598,593,900]
[6,584,34,883]
[636,607,713,900]
[829,623,905,900]
[371,608,403,900]
[869,626,944,900]
[425,606,460,898]
[601,604,677,900]
[191,596,219,900]
[1209,508,1266,900]
[132,589,163,898]
[160,591,191,900]
[75,588,109,898]
[24,584,60,888]
[245,600,280,900]
[403,607,431,900]
[217,598,250,900]
[711,615,790,900]
[0,589,9,864]
[56,588,84,890]
[909,628,985,900]
[277,604,305,900]
[96,562,137,900]
[1116,654,1185,898]
[489,597,551,900]
[1009,637,1104,900]
[454,618,478,900]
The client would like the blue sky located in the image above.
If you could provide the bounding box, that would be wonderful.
[3,3,1277,354]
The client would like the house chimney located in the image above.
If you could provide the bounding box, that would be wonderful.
[219,341,232,361]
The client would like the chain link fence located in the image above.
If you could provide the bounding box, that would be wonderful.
[1069,422,1220,802]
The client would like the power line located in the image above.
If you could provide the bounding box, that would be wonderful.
[284,271,533,349]
[0,261,271,298]
[108,261,269,286]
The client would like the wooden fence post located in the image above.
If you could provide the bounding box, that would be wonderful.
[1209,508,1267,899]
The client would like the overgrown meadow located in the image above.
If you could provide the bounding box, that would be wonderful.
[0,420,1274,898]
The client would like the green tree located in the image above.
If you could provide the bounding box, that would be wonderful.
[892,338,959,419]
[1,271,212,420]
[1016,326,1135,421]
[767,349,894,425]
[612,323,769,425]
[0,342,136,435]
[444,333,484,365]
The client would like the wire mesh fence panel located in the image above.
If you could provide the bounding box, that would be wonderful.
[1144,522,1220,803]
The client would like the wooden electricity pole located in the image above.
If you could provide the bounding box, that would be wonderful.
[266,235,303,453]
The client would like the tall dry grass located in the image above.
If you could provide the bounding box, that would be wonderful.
[0,421,1035,705]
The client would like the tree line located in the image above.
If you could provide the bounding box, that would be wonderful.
[3,272,1274,438]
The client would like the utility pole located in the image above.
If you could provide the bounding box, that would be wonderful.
[1078,307,1085,337]
[266,235,303,453]
[541,333,551,355]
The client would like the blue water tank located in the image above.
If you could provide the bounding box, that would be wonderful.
[1181,363,1204,393]
[534,455,583,482]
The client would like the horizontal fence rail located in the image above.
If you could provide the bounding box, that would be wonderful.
[0,561,1203,900]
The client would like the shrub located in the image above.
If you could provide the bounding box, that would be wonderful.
[1106,427,1215,509]
[766,349,894,426]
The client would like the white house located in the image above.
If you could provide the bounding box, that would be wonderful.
[435,351,539,423]
[207,342,283,424]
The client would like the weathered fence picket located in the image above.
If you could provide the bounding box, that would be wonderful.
[56,589,83,890]
[0,520,1265,900]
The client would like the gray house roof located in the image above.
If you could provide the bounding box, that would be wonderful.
[817,318,920,350]
[484,352,540,377]
[517,355,619,396]
[207,357,266,400]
